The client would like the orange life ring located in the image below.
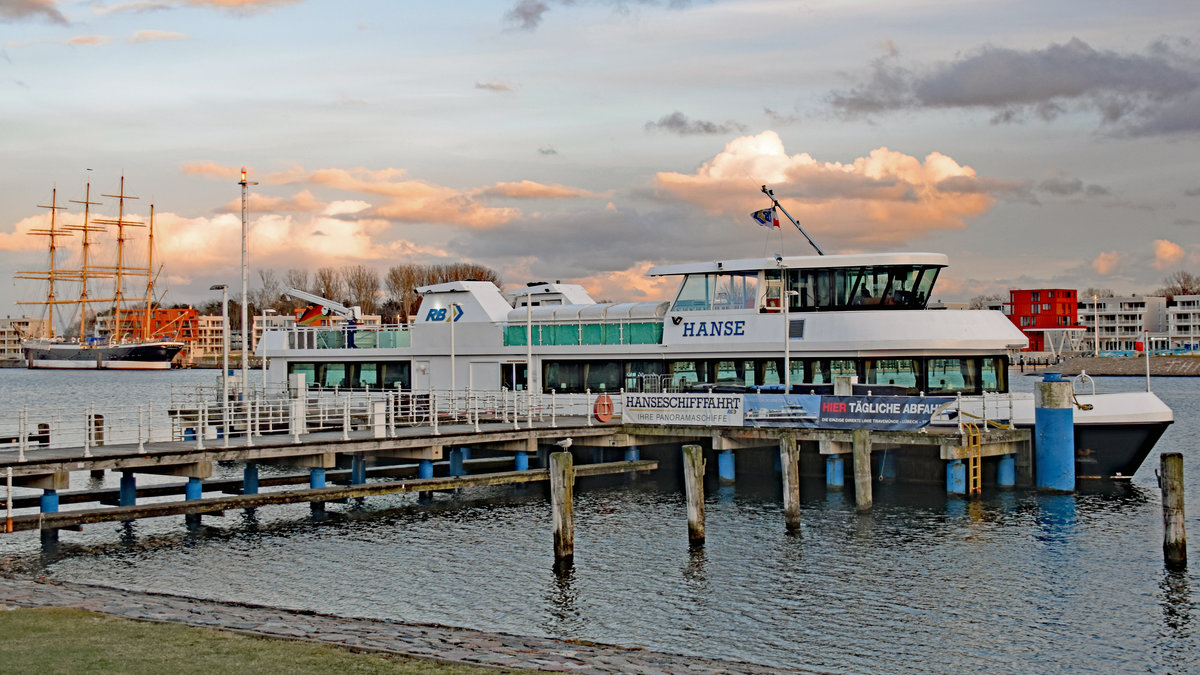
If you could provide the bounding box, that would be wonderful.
[593,394,614,422]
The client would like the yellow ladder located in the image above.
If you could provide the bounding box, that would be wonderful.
[965,423,982,495]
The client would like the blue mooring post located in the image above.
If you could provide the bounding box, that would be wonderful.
[119,472,137,506]
[514,451,529,471]
[351,455,367,485]
[310,467,326,513]
[718,449,735,485]
[417,458,434,503]
[825,456,844,489]
[449,448,465,477]
[40,489,59,547]
[624,446,640,462]
[243,462,259,495]
[1035,372,1075,492]
[997,454,1016,488]
[947,459,967,495]
[185,477,203,527]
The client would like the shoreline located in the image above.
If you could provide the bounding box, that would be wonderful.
[0,574,793,674]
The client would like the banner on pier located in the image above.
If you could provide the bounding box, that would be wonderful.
[622,393,744,426]
[743,394,954,431]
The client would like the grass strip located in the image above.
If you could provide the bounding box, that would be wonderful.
[0,606,533,674]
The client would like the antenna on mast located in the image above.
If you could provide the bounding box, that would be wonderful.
[761,185,824,256]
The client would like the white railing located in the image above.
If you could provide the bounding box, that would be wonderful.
[0,387,626,458]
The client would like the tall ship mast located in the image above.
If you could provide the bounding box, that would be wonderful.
[14,176,185,370]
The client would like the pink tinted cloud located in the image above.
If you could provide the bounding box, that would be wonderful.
[476,180,604,200]
[273,167,522,228]
[1152,239,1185,270]
[653,131,998,246]
[1092,251,1121,275]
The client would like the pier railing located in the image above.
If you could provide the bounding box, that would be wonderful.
[0,386,626,457]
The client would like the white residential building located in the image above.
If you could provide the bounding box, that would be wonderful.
[0,317,48,361]
[1077,295,1168,352]
[1167,295,1199,351]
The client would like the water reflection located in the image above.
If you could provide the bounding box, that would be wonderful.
[1035,493,1078,544]
[1161,570,1193,634]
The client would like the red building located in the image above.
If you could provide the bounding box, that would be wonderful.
[1004,289,1080,352]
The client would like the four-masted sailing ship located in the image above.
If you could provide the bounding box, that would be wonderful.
[15,177,185,369]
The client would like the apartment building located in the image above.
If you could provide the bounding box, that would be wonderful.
[1077,295,1168,352]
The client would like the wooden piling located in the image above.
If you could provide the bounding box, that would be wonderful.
[779,433,801,532]
[549,451,575,562]
[852,428,872,510]
[682,443,705,544]
[1161,452,1187,569]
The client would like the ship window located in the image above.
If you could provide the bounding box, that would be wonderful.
[927,358,977,394]
[863,358,919,394]
[788,264,941,311]
[807,359,857,384]
[714,360,755,386]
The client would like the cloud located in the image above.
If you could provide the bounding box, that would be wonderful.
[1036,175,1110,198]
[1092,251,1120,275]
[181,161,243,180]
[475,180,602,200]
[0,0,66,23]
[652,130,1002,245]
[475,81,513,92]
[99,0,300,15]
[645,111,747,136]
[1153,239,1185,269]
[128,29,186,43]
[504,0,693,31]
[537,146,558,156]
[266,166,523,229]
[829,37,1200,136]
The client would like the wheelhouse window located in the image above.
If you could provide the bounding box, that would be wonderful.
[671,271,760,312]
[779,264,942,311]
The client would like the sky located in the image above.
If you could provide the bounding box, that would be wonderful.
[2,0,1199,325]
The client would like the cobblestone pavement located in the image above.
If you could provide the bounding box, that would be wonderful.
[0,575,799,674]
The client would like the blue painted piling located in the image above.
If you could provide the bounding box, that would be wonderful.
[593,448,606,464]
[947,459,967,495]
[40,490,59,546]
[185,477,203,527]
[119,472,137,506]
[449,448,465,477]
[1035,372,1075,492]
[243,463,259,495]
[998,454,1016,488]
[418,459,434,479]
[310,467,327,513]
[825,456,844,489]
[40,489,58,514]
[514,452,529,472]
[185,477,202,501]
[718,449,735,485]
[624,446,640,462]
[351,455,367,484]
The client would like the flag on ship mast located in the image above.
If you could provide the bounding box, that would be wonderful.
[751,207,779,229]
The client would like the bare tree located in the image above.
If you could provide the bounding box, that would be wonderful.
[1082,287,1115,299]
[314,267,345,304]
[968,293,1003,310]
[343,264,380,314]
[1155,271,1200,299]
[385,264,421,322]
[253,269,283,312]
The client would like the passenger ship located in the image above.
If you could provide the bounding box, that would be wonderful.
[257,251,1173,479]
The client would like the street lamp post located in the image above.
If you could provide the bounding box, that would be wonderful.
[1093,295,1099,356]
[238,168,257,414]
[209,284,229,445]
[449,303,460,413]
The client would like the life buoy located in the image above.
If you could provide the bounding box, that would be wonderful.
[765,297,780,313]
[593,394,614,422]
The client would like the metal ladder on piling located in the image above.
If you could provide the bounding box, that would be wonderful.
[965,422,982,495]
